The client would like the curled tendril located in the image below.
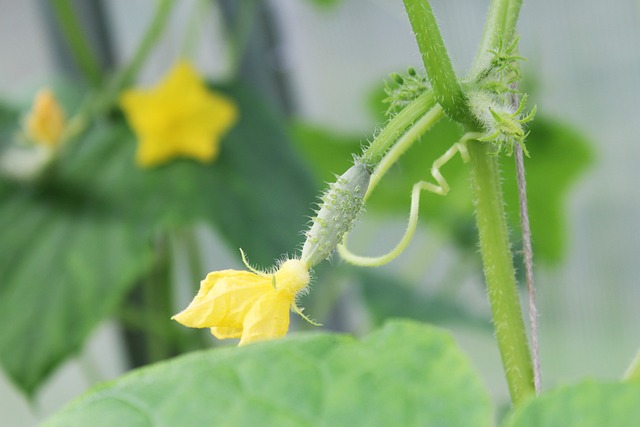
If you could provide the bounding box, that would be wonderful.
[338,132,483,267]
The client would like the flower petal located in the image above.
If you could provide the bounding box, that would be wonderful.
[239,291,292,346]
[25,88,65,148]
[172,270,270,329]
[210,326,242,339]
[119,61,238,168]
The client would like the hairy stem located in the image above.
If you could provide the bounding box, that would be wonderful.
[361,90,437,167]
[513,92,541,394]
[470,0,523,78]
[402,0,467,122]
[468,140,535,405]
[366,105,444,196]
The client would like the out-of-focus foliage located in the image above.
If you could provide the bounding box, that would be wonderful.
[355,270,491,332]
[0,102,21,147]
[42,321,494,427]
[0,83,316,395]
[305,0,342,9]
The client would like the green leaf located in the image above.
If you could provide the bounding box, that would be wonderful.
[0,83,316,395]
[43,321,493,427]
[289,120,361,185]
[0,99,20,149]
[0,182,156,396]
[503,380,640,427]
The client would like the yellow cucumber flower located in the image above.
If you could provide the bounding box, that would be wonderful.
[24,88,66,148]
[119,61,238,168]
[172,256,315,346]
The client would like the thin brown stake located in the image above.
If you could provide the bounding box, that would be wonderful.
[511,92,541,394]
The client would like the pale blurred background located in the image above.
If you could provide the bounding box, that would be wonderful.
[1,0,639,425]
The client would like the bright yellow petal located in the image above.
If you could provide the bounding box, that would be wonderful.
[134,136,178,167]
[119,61,238,168]
[239,291,292,346]
[210,326,242,339]
[24,88,65,148]
[172,270,271,329]
[200,91,239,135]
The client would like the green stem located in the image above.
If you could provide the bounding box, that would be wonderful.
[366,105,444,198]
[505,0,524,40]
[468,140,534,405]
[182,228,204,285]
[51,0,103,86]
[624,348,640,382]
[402,0,467,122]
[144,237,173,363]
[222,0,260,78]
[470,0,523,78]
[57,0,174,148]
[96,0,175,113]
[361,90,437,167]
[180,0,209,59]
[142,284,165,363]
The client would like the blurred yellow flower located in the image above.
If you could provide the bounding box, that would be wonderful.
[120,61,238,168]
[172,258,312,346]
[24,88,66,148]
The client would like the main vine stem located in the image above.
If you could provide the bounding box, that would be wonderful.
[467,140,535,404]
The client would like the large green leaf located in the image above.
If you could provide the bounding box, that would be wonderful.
[0,84,316,395]
[503,380,640,427]
[43,320,493,427]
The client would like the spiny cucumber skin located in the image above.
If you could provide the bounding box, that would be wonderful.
[301,162,371,267]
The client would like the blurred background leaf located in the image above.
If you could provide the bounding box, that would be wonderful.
[0,101,19,149]
[0,83,316,395]
[0,179,156,396]
[355,269,492,332]
[304,0,343,9]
